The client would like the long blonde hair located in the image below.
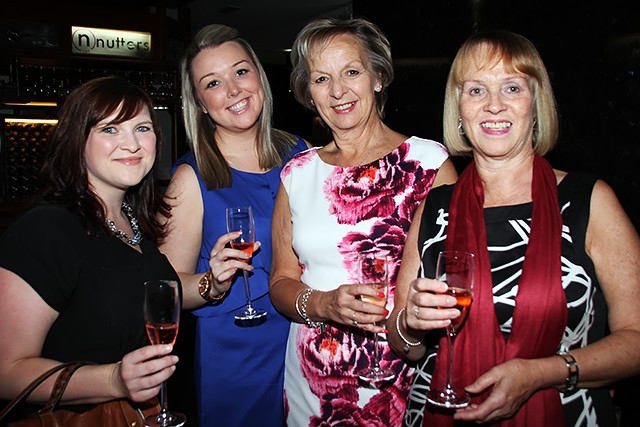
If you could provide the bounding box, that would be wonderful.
[181,24,298,189]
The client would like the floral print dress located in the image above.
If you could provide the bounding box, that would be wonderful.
[280,137,449,426]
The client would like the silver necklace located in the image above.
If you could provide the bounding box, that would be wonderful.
[105,201,142,246]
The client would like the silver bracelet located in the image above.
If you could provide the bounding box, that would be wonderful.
[295,288,326,332]
[396,307,423,353]
[556,350,580,392]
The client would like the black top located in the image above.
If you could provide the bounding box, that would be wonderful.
[405,173,615,427]
[0,203,178,364]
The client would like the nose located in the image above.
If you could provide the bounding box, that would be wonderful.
[485,91,506,114]
[119,131,142,152]
[227,81,240,98]
[330,78,347,99]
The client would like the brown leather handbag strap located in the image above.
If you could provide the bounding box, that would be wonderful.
[39,361,95,413]
[0,362,72,421]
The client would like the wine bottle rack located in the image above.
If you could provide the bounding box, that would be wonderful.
[2,120,55,201]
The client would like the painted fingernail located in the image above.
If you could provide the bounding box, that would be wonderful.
[384,309,389,316]
[380,329,389,334]
[378,292,385,298]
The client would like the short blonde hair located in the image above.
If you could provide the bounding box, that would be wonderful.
[443,30,559,156]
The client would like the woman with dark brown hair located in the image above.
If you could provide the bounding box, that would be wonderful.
[0,77,180,421]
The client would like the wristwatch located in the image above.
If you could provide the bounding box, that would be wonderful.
[198,270,227,302]
[198,270,214,301]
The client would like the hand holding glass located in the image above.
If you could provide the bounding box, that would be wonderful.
[143,279,186,427]
[357,253,396,383]
[225,206,267,321]
[426,250,475,409]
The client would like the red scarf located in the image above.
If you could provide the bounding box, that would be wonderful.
[423,155,567,426]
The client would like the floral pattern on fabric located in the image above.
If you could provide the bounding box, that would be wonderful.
[324,143,432,226]
[282,137,450,427]
[297,324,413,427]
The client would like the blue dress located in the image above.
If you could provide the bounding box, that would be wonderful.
[177,136,307,427]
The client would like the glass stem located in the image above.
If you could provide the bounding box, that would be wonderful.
[160,380,169,416]
[445,328,456,392]
[242,270,255,313]
[372,327,381,371]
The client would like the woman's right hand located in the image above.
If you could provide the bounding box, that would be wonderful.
[115,345,178,402]
[404,277,461,331]
[207,232,261,294]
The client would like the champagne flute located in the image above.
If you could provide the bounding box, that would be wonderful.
[143,279,186,427]
[225,206,267,321]
[427,250,475,409]
[357,253,396,383]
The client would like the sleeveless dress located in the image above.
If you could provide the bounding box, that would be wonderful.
[405,173,616,427]
[280,137,450,426]
[178,136,307,427]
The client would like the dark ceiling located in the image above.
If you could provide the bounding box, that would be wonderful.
[182,0,353,51]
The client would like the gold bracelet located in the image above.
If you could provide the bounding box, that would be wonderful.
[199,270,227,301]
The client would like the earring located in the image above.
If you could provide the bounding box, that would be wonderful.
[533,117,538,130]
[457,118,465,135]
[310,99,315,105]
[375,85,382,92]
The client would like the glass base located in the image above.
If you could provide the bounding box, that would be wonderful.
[144,411,186,427]
[358,368,396,384]
[235,306,267,321]
[426,388,470,409]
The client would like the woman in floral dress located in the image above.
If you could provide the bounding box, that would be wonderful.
[269,18,457,426]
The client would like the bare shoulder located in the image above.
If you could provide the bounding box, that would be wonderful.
[164,163,199,201]
[586,177,639,259]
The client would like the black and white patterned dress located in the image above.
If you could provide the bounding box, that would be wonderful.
[405,173,616,427]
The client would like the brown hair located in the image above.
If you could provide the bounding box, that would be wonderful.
[41,76,170,242]
[290,18,394,119]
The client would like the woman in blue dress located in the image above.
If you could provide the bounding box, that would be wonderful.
[159,25,308,427]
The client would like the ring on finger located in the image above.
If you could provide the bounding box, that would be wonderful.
[414,306,420,320]
[352,311,358,326]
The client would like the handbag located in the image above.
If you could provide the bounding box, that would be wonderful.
[0,361,160,427]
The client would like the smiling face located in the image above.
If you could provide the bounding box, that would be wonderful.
[190,41,264,135]
[307,33,381,136]
[459,48,536,163]
[85,106,156,197]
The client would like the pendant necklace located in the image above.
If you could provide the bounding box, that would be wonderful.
[105,201,142,246]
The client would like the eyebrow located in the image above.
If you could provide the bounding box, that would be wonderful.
[198,59,250,83]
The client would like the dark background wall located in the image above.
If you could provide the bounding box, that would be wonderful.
[343,1,640,423]
[275,1,640,234]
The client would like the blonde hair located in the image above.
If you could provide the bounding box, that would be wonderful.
[181,24,297,189]
[443,30,559,156]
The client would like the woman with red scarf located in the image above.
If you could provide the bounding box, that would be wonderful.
[388,30,640,426]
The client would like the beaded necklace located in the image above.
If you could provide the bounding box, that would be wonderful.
[105,201,142,246]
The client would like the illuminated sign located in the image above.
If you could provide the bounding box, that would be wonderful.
[71,26,151,58]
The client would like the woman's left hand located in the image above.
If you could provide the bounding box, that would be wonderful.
[453,358,543,423]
